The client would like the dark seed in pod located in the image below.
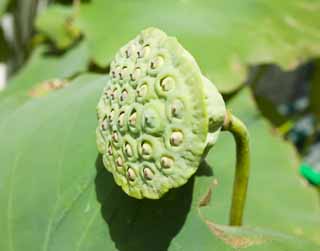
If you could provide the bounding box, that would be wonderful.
[112,131,119,142]
[107,144,113,156]
[116,156,123,166]
[170,131,183,146]
[143,167,153,180]
[127,168,136,181]
[137,84,147,97]
[160,77,174,91]
[125,143,133,157]
[129,112,137,126]
[160,156,173,168]
[141,142,152,156]
[120,90,128,101]
[118,112,125,127]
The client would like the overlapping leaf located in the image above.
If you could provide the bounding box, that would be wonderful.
[71,0,320,92]
[0,41,89,119]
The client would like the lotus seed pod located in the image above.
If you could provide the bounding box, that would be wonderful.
[96,27,226,199]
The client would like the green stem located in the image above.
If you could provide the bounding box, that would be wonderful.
[222,111,250,226]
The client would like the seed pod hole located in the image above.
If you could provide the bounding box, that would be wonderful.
[111,70,116,78]
[105,88,112,98]
[112,131,119,143]
[109,109,115,122]
[128,110,137,127]
[116,156,123,167]
[121,66,128,79]
[125,49,129,58]
[170,130,184,146]
[101,116,108,130]
[111,88,118,100]
[141,141,152,156]
[137,50,142,58]
[125,143,133,157]
[160,156,174,169]
[127,168,136,182]
[107,143,113,156]
[115,156,124,173]
[151,56,164,69]
[160,76,175,92]
[120,89,128,101]
[137,84,147,97]
[142,45,151,58]
[131,67,142,81]
[143,167,154,180]
[171,100,184,118]
[118,111,125,127]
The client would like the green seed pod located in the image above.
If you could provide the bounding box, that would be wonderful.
[96,27,226,199]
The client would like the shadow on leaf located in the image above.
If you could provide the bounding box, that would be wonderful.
[95,154,213,251]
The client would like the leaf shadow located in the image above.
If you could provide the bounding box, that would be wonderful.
[94,154,213,251]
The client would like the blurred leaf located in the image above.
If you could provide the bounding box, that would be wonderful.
[0,0,10,16]
[0,24,10,61]
[248,65,288,127]
[310,60,320,121]
[75,0,320,92]
[36,4,81,49]
[0,74,319,250]
[8,40,89,90]
[0,41,89,120]
[252,94,287,127]
[204,88,320,245]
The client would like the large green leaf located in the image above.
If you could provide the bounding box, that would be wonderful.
[74,0,320,92]
[0,73,319,250]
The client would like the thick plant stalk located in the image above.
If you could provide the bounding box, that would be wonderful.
[222,111,250,226]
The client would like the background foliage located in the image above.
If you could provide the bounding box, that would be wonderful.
[0,0,319,250]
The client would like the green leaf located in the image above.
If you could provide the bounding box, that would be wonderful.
[35,4,80,49]
[0,74,319,250]
[75,0,320,92]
